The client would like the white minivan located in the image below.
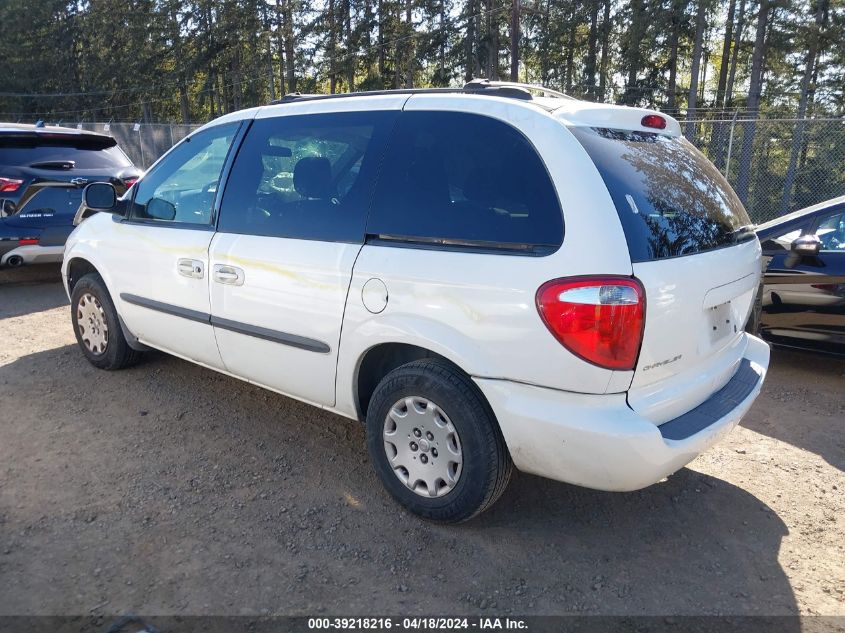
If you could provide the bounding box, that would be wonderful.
[63,81,769,522]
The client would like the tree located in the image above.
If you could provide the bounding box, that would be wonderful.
[735,0,771,205]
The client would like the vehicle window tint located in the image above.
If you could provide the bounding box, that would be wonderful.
[815,209,845,251]
[570,126,753,262]
[218,111,397,242]
[367,111,563,253]
[0,138,131,169]
[760,224,807,251]
[129,123,239,225]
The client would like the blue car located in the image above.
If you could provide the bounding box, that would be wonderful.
[0,123,140,268]
[756,195,845,354]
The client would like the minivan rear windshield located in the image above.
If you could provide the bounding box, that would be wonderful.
[0,135,131,170]
[570,126,753,262]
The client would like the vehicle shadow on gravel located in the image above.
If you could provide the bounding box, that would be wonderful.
[0,343,799,618]
[741,347,845,472]
[0,265,67,320]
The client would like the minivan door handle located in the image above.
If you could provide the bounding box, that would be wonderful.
[177,258,204,279]
[213,264,245,286]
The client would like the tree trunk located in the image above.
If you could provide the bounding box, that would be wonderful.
[539,0,551,85]
[780,0,828,214]
[711,0,737,167]
[486,0,499,79]
[284,1,296,93]
[329,0,337,93]
[623,0,645,105]
[685,0,707,139]
[465,0,476,81]
[274,1,286,96]
[405,0,413,87]
[378,0,386,81]
[735,0,769,205]
[715,0,737,109]
[598,0,611,101]
[665,0,685,110]
[363,0,374,82]
[509,0,519,82]
[584,0,600,99]
[725,0,747,107]
[344,0,354,91]
[564,17,576,93]
[395,3,402,87]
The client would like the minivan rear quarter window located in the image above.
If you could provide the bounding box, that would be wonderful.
[367,111,563,254]
[570,126,753,262]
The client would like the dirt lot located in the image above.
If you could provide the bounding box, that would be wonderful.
[0,265,843,618]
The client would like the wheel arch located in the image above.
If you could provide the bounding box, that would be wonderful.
[66,256,100,293]
[65,255,148,352]
[352,342,497,425]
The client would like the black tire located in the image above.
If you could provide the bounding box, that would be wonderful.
[366,359,512,523]
[70,273,141,370]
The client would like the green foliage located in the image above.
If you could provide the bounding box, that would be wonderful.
[1,0,843,122]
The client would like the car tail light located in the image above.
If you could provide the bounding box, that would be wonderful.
[18,238,39,245]
[641,114,667,130]
[536,277,645,370]
[123,177,138,190]
[0,177,23,192]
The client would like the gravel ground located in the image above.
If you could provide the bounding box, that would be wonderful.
[0,265,843,618]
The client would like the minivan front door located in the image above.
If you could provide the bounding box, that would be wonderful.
[104,122,242,369]
[208,105,400,406]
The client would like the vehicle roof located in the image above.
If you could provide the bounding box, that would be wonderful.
[756,195,845,232]
[0,122,114,140]
[201,81,682,137]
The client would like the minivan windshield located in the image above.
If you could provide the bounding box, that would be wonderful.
[570,126,753,262]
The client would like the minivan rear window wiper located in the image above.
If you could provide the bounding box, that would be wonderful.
[732,223,757,242]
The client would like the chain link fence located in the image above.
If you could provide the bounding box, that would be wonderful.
[84,116,845,225]
[684,117,845,224]
[74,122,200,170]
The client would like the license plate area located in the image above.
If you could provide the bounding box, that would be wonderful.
[708,300,737,344]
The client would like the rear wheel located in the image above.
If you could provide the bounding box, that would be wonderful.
[366,359,512,522]
[71,273,141,370]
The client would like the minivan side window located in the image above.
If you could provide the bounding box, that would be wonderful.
[366,111,563,253]
[129,122,240,226]
[217,111,397,242]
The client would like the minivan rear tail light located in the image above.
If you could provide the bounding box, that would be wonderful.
[536,277,645,370]
[18,238,39,245]
[0,177,23,192]
[641,114,667,130]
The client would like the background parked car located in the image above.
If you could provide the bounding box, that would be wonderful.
[756,195,845,354]
[0,123,140,268]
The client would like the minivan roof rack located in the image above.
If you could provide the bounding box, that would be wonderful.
[268,80,574,106]
[462,78,575,101]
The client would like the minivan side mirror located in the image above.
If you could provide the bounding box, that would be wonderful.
[791,234,821,257]
[75,182,126,225]
[83,182,117,211]
[146,197,177,221]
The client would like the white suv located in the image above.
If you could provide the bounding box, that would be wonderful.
[63,81,770,522]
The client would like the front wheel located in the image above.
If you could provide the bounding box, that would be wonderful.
[366,359,512,522]
[70,273,141,370]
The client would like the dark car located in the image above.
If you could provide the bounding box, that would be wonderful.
[0,123,140,268]
[755,195,845,354]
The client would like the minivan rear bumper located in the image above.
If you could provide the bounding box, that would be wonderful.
[474,334,769,492]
